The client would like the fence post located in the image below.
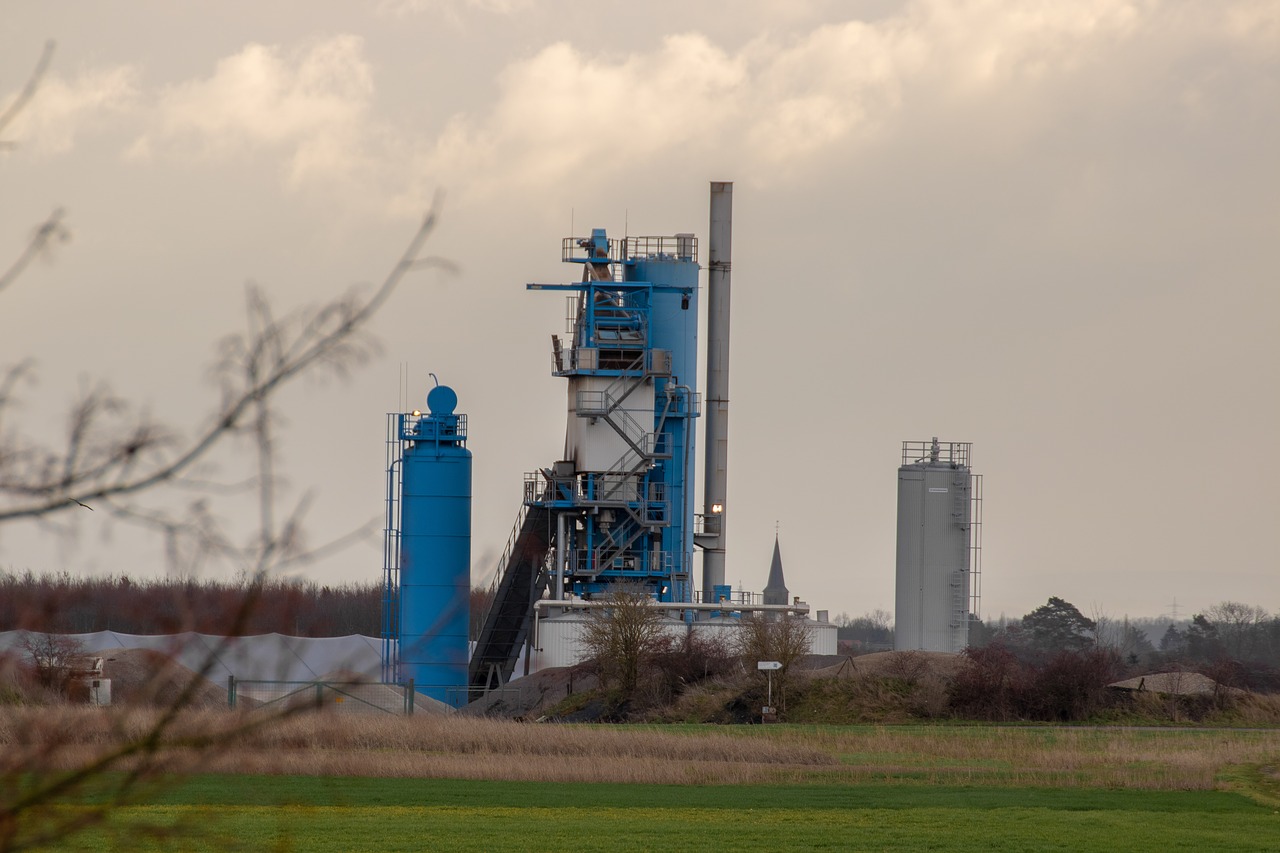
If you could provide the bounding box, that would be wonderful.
[227,675,236,709]
[315,682,324,707]
[407,679,415,716]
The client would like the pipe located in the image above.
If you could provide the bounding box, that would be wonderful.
[668,382,697,604]
[533,599,808,616]
[554,513,566,600]
[701,181,733,599]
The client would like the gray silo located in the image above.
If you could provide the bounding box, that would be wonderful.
[894,438,982,653]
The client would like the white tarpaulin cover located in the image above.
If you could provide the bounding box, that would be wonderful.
[0,631,384,682]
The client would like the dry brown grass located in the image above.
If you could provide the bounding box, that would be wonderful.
[5,705,1280,791]
[783,725,1280,790]
[0,707,836,784]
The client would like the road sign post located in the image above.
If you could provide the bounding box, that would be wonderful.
[757,661,782,721]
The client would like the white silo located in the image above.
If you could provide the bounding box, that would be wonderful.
[894,438,982,653]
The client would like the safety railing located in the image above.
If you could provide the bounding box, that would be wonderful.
[661,386,700,418]
[625,235,698,262]
[561,236,625,269]
[575,390,659,454]
[400,412,467,443]
[692,588,762,607]
[694,512,722,537]
[561,234,700,266]
[475,501,533,630]
[901,439,970,467]
[572,548,673,576]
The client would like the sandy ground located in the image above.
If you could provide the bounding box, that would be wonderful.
[461,664,600,719]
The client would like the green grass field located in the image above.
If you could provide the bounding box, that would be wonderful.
[46,774,1280,852]
[11,718,1280,851]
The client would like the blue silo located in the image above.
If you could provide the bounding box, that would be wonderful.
[628,237,700,601]
[392,384,471,706]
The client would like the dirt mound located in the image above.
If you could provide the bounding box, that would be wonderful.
[101,648,227,709]
[460,664,599,719]
[805,650,965,681]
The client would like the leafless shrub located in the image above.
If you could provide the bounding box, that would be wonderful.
[882,650,930,685]
[580,588,669,699]
[736,614,812,713]
[654,631,736,686]
[15,633,86,695]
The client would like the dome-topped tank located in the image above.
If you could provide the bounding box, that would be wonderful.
[397,384,471,706]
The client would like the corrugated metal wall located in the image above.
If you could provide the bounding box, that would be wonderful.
[894,462,972,653]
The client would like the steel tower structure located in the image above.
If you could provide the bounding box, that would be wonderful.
[528,229,701,602]
[468,229,702,692]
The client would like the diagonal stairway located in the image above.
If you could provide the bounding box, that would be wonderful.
[468,505,553,693]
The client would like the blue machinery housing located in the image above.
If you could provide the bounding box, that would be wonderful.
[385,227,709,702]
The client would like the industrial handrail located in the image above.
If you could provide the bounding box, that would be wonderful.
[901,439,971,467]
[534,599,808,616]
[560,234,700,266]
[573,548,672,576]
[693,512,722,537]
[400,412,467,443]
[475,501,532,631]
[575,390,656,453]
[691,588,765,607]
[561,236,626,271]
[601,352,649,401]
[663,386,701,417]
[624,235,698,262]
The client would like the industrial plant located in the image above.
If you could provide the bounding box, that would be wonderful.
[380,184,980,706]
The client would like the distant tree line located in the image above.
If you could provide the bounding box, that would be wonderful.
[3,571,510,640]
[969,597,1280,694]
[833,609,894,652]
[1,570,381,636]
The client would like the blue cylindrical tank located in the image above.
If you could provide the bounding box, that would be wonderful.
[630,244,699,396]
[398,384,471,706]
[630,246,699,600]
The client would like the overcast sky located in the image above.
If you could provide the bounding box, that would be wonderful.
[3,0,1277,624]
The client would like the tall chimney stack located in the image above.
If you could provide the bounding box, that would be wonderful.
[701,181,733,598]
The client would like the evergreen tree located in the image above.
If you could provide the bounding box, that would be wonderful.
[1021,597,1095,654]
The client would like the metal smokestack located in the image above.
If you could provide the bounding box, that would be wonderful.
[701,181,732,598]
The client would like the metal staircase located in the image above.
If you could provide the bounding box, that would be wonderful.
[468,504,553,693]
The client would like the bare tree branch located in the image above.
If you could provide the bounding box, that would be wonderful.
[0,209,70,297]
[0,199,444,526]
[2,42,441,851]
[0,40,54,141]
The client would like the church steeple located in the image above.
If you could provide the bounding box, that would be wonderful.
[763,530,789,606]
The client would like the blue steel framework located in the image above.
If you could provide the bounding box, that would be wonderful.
[526,230,701,603]
[381,388,472,704]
